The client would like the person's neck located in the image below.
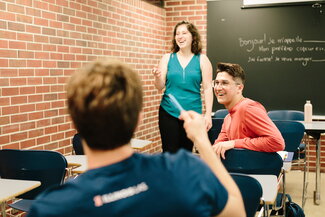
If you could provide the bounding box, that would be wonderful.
[84,144,134,170]
[177,48,193,57]
[226,95,245,110]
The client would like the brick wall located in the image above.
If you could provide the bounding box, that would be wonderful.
[0,0,209,155]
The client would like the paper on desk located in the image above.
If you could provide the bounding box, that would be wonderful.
[277,151,294,162]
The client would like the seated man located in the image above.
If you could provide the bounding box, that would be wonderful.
[212,62,284,159]
[28,59,245,217]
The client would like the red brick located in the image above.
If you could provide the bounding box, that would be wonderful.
[34,17,49,26]
[20,122,36,131]
[2,87,19,96]
[9,41,26,49]
[8,22,26,31]
[17,33,33,41]
[0,50,17,58]
[28,111,44,120]
[11,114,28,123]
[0,116,10,125]
[20,86,35,94]
[2,106,19,115]
[8,3,25,14]
[20,104,36,113]
[37,135,51,145]
[11,132,28,142]
[0,97,10,106]
[11,96,27,105]
[10,78,27,86]
[19,69,34,76]
[21,139,36,149]
[0,135,10,145]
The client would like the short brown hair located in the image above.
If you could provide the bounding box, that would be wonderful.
[171,21,202,55]
[216,62,246,84]
[67,59,143,150]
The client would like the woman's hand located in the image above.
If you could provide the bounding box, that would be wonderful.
[152,67,161,78]
[204,114,212,131]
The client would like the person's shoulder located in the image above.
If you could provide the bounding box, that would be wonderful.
[28,182,81,217]
[245,98,266,110]
[199,53,209,61]
[165,150,208,171]
[35,180,82,202]
[240,98,264,108]
[240,98,268,118]
[162,53,172,59]
[139,150,204,170]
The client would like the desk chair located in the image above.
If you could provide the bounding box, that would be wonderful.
[72,133,84,155]
[268,110,306,160]
[207,118,224,144]
[268,110,304,121]
[273,120,307,208]
[213,109,229,118]
[231,173,263,217]
[221,149,284,216]
[0,149,67,213]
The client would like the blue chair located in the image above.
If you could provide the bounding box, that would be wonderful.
[213,109,229,118]
[208,118,224,144]
[231,173,263,217]
[267,110,304,121]
[72,133,84,155]
[221,149,283,176]
[0,149,67,213]
[268,110,306,160]
[221,149,285,216]
[272,120,307,209]
[272,120,305,153]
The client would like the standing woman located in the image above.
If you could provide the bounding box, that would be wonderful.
[153,20,213,153]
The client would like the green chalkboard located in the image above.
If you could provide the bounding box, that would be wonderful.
[207,0,325,114]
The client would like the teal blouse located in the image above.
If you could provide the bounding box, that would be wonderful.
[161,53,202,118]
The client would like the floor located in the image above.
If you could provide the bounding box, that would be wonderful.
[284,170,324,216]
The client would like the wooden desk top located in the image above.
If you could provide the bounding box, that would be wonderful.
[0,179,41,203]
[130,139,152,149]
[65,155,87,174]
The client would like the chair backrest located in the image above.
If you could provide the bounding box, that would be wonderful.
[268,110,304,121]
[0,149,67,199]
[208,118,224,144]
[231,173,263,217]
[213,109,229,118]
[273,120,305,152]
[221,149,283,176]
[72,133,84,155]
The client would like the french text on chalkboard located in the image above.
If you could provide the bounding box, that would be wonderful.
[238,34,325,66]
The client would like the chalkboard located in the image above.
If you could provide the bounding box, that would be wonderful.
[207,0,325,114]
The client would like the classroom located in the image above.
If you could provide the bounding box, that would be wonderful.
[0,0,324,216]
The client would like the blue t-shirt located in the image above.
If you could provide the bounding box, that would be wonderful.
[28,150,228,217]
[161,53,202,118]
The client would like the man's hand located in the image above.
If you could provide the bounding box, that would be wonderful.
[212,141,235,159]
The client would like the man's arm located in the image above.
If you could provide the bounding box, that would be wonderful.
[233,105,285,152]
[180,111,245,217]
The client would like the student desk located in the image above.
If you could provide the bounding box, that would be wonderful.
[249,175,278,217]
[299,121,325,205]
[65,155,87,174]
[0,179,40,217]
